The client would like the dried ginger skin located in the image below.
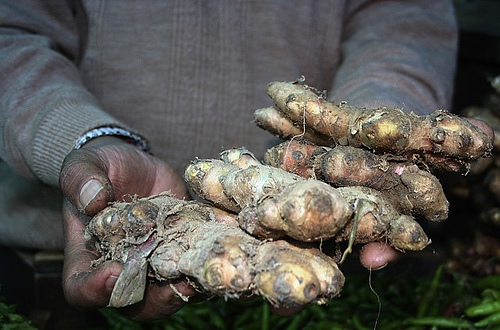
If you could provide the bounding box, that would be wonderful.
[388,215,431,251]
[266,81,356,145]
[175,222,258,298]
[300,245,345,303]
[185,151,432,251]
[263,138,327,179]
[334,188,389,244]
[398,166,449,221]
[265,81,493,172]
[85,199,160,264]
[219,147,261,168]
[336,186,430,251]
[184,159,240,212]
[253,106,332,146]
[237,207,286,240]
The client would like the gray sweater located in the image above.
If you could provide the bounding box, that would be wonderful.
[0,0,457,248]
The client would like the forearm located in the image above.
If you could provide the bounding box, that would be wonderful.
[0,1,126,186]
[331,0,458,114]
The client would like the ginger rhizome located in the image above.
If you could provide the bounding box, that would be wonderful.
[85,79,494,310]
[184,153,430,252]
[263,139,449,222]
[86,194,344,308]
[255,80,492,173]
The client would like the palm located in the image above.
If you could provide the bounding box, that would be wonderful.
[60,139,194,320]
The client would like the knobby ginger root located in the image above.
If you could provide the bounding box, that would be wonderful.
[84,79,494,310]
[255,80,493,173]
[185,158,352,241]
[85,193,344,308]
[253,106,333,146]
[184,154,430,251]
[264,139,449,221]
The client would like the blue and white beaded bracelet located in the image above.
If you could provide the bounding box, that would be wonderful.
[74,126,150,152]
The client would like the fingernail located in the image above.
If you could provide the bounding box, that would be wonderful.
[105,275,119,291]
[370,262,388,271]
[80,179,104,209]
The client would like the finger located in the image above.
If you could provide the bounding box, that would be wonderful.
[60,148,114,215]
[359,242,399,270]
[62,199,122,308]
[466,118,495,141]
[121,280,197,321]
[63,261,123,308]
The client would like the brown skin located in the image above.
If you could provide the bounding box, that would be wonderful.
[253,106,332,146]
[185,159,353,242]
[60,137,194,321]
[86,194,345,309]
[59,137,310,319]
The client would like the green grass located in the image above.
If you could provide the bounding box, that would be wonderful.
[92,266,500,330]
[0,297,36,330]
[3,265,499,329]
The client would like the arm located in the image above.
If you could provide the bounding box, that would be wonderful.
[0,2,194,319]
[0,0,126,185]
[331,0,458,114]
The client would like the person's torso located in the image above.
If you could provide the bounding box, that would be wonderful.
[77,0,345,174]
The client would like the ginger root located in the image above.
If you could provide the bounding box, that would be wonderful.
[263,139,449,222]
[86,193,344,308]
[255,80,493,173]
[184,153,430,251]
[85,79,494,311]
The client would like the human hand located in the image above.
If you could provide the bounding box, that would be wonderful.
[60,136,188,215]
[59,137,196,320]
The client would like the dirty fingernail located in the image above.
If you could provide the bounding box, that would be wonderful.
[105,275,119,291]
[80,179,104,209]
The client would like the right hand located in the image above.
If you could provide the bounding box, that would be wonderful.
[59,136,196,321]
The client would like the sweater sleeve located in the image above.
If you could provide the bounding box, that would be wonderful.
[0,0,128,186]
[330,0,458,114]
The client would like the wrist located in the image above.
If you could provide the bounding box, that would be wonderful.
[80,136,129,149]
[74,126,150,152]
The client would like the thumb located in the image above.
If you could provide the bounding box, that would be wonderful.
[59,148,114,215]
[466,117,495,142]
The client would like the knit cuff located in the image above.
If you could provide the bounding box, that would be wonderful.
[32,99,140,186]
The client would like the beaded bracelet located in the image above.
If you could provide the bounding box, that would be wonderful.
[74,126,150,152]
